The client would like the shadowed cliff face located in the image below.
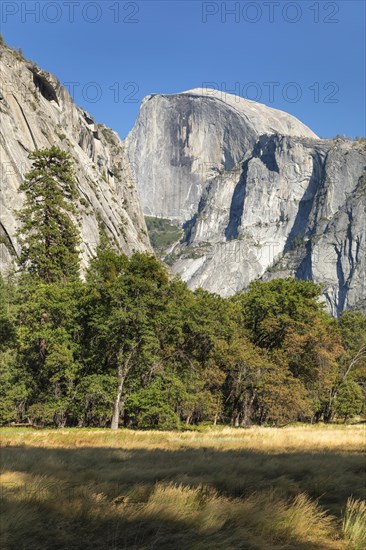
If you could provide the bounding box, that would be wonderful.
[0,44,150,275]
[127,90,365,315]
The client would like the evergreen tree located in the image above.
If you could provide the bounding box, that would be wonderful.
[0,274,15,350]
[0,274,30,424]
[16,276,84,427]
[17,146,80,283]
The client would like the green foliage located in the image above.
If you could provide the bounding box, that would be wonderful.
[0,275,16,350]
[0,350,29,424]
[0,276,28,424]
[290,234,305,249]
[2,201,366,429]
[72,375,117,427]
[233,279,357,422]
[334,380,364,421]
[17,146,80,283]
[339,310,366,352]
[2,263,365,428]
[14,276,84,426]
[236,278,325,349]
[145,216,183,256]
[27,400,66,427]
[126,375,181,430]
[84,248,174,428]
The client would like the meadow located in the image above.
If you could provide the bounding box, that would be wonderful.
[0,425,365,550]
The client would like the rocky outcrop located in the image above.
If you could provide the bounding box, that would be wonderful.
[1,44,364,316]
[0,44,150,276]
[126,89,365,315]
[126,88,317,222]
[172,136,365,315]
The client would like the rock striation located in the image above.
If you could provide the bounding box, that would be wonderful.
[126,88,317,222]
[0,43,150,276]
[126,89,365,315]
[1,43,364,316]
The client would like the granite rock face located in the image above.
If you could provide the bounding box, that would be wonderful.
[173,136,366,316]
[0,44,150,276]
[1,45,364,316]
[126,88,317,222]
[127,89,365,315]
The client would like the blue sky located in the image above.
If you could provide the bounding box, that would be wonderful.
[2,0,365,139]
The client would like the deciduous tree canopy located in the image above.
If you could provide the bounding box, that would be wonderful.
[1,148,365,428]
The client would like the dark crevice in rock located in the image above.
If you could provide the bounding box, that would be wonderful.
[79,127,95,159]
[83,112,94,125]
[0,222,18,258]
[225,161,248,241]
[182,176,219,245]
[355,235,361,264]
[346,211,355,270]
[295,240,313,280]
[335,208,362,316]
[170,106,193,170]
[182,213,198,245]
[334,209,356,316]
[284,151,324,252]
[183,193,206,244]
[17,140,30,153]
[31,70,59,104]
[334,241,347,316]
[252,135,280,173]
[12,94,38,150]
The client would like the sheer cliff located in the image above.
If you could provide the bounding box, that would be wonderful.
[1,42,364,316]
[126,89,365,315]
[0,43,150,275]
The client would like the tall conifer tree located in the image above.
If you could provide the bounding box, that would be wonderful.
[17,146,80,282]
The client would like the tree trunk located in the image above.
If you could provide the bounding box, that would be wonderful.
[241,391,255,427]
[110,345,139,430]
[324,410,333,423]
[111,366,125,430]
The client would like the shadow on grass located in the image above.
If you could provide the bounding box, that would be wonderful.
[1,445,364,549]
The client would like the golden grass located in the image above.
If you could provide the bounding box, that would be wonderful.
[342,498,366,549]
[1,423,365,451]
[0,425,365,549]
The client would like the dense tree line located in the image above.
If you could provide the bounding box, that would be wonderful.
[0,148,365,429]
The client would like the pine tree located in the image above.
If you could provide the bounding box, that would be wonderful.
[0,274,13,349]
[17,146,80,283]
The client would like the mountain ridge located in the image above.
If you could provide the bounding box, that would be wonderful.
[0,41,364,316]
[126,90,365,315]
[0,42,151,276]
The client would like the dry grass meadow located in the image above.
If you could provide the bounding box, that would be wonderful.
[0,425,365,549]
